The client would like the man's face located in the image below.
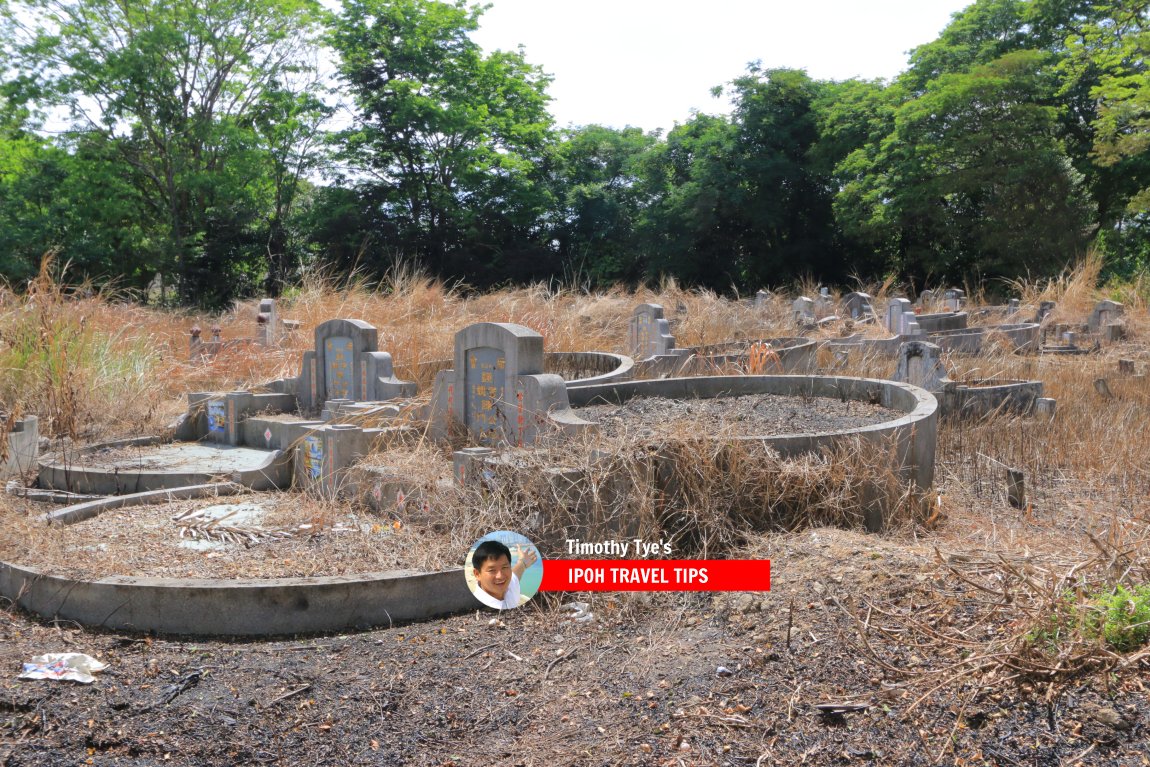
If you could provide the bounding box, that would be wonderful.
[475,554,512,599]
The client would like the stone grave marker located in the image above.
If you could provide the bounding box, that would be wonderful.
[628,304,676,360]
[841,292,876,322]
[894,340,949,393]
[1087,299,1124,334]
[295,319,416,410]
[943,288,965,312]
[793,297,816,325]
[430,322,591,446]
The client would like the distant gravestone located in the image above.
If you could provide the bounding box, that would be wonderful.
[792,297,816,325]
[257,299,279,346]
[887,298,913,335]
[916,289,935,309]
[943,288,966,312]
[1088,300,1124,334]
[430,322,591,446]
[841,292,876,322]
[754,289,772,309]
[628,304,676,360]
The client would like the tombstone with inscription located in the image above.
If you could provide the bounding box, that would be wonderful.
[429,322,592,446]
[292,319,417,411]
[628,304,677,360]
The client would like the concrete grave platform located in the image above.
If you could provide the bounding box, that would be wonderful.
[38,438,289,495]
[564,375,938,531]
[2,483,479,635]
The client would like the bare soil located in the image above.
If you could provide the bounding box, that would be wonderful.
[1,526,1147,766]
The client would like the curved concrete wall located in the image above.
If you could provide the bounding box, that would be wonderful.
[567,375,938,529]
[929,323,1040,354]
[943,379,1044,418]
[39,440,291,495]
[0,560,478,636]
[416,351,635,388]
[916,312,968,332]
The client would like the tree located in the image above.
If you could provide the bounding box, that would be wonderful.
[841,51,1092,281]
[547,125,658,285]
[329,0,557,282]
[2,0,324,304]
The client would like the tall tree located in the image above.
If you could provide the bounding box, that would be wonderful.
[329,0,556,282]
[548,125,658,286]
[2,0,323,304]
[840,51,1092,281]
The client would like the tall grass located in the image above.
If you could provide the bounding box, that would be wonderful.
[0,257,169,438]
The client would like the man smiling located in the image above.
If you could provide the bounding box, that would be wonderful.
[470,539,538,610]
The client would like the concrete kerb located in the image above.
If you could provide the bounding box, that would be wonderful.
[677,338,817,375]
[565,375,939,530]
[38,439,292,495]
[413,351,635,388]
[40,482,245,526]
[5,481,480,635]
[0,560,478,636]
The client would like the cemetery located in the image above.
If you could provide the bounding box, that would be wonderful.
[2,273,1149,763]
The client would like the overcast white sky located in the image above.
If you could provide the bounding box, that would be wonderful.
[470,0,973,135]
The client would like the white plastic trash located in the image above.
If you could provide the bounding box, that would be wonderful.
[19,653,108,684]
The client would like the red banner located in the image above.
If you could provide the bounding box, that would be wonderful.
[539,560,770,592]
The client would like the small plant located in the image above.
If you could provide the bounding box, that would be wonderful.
[1026,584,1150,655]
[1097,584,1150,652]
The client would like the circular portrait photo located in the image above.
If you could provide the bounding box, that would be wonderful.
[464,531,543,610]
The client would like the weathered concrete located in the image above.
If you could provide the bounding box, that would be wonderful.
[1,415,38,480]
[892,340,1045,418]
[38,440,290,494]
[928,323,1041,354]
[915,311,968,333]
[41,483,245,526]
[429,322,593,446]
[567,375,938,531]
[417,351,634,389]
[675,337,818,376]
[0,560,478,637]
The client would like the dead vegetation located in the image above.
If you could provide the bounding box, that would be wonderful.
[2,257,1150,764]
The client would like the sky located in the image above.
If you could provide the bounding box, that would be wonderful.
[469,0,974,135]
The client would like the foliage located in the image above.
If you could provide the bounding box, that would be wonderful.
[2,0,324,305]
[328,0,556,283]
[1028,584,1150,653]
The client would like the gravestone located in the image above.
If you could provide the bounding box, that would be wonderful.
[943,288,965,312]
[1087,300,1124,334]
[841,292,876,322]
[886,298,919,335]
[295,319,416,411]
[793,297,816,325]
[894,340,949,393]
[628,304,676,360]
[430,322,592,446]
[916,289,935,309]
[754,290,772,309]
[257,299,279,346]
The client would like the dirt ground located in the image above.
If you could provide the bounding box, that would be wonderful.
[2,514,1148,767]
